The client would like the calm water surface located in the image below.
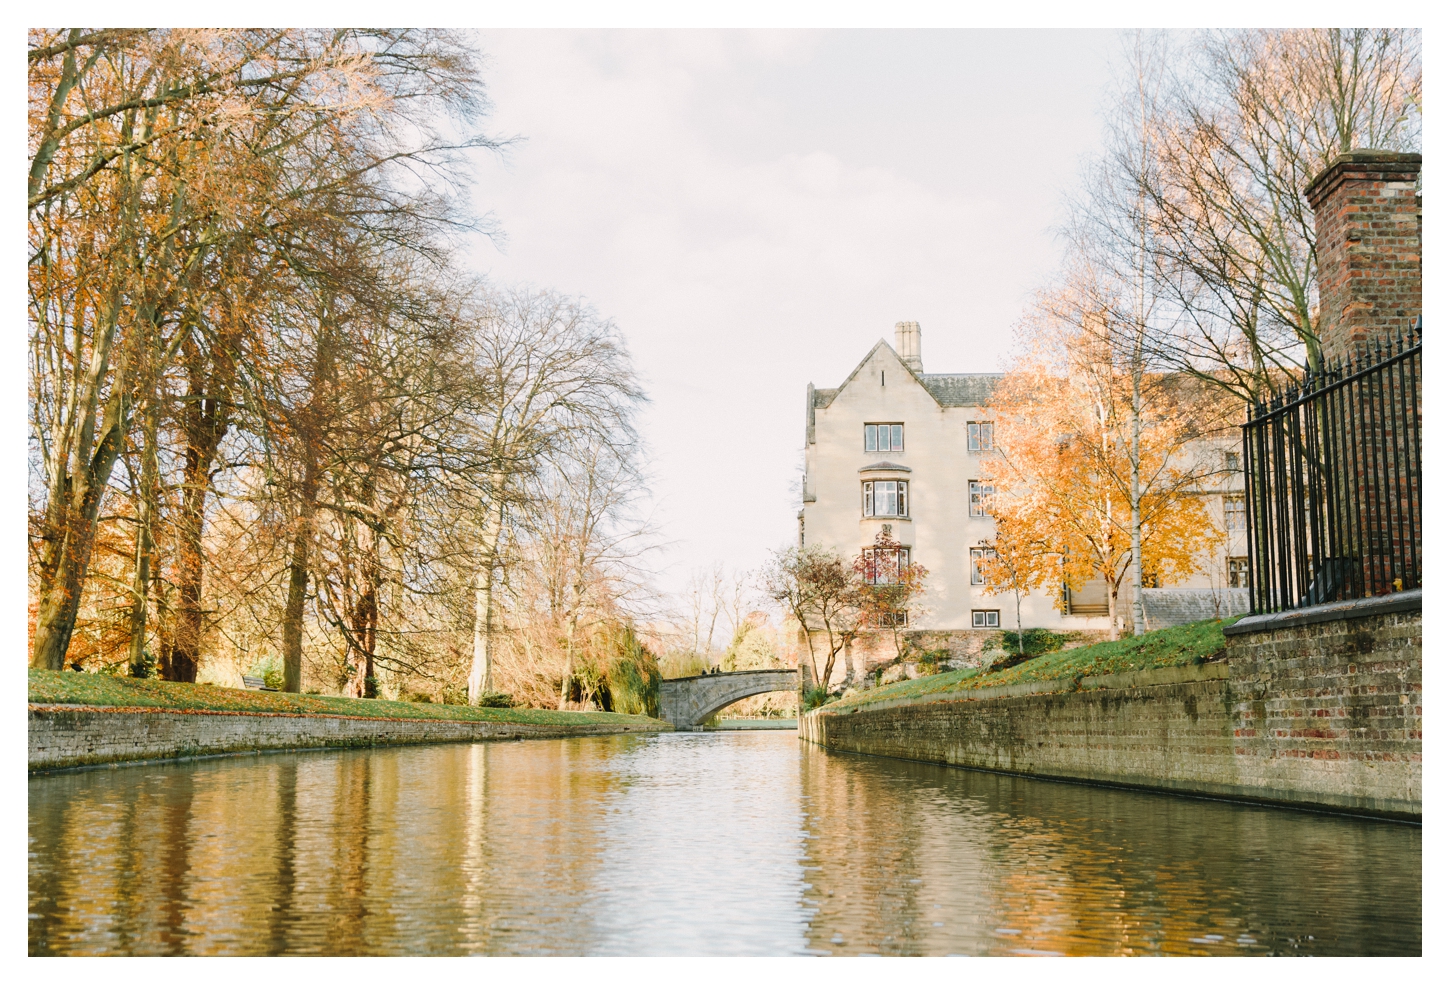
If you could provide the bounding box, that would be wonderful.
[29,732,1421,955]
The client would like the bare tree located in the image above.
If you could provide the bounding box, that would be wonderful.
[28,29,494,671]
[761,544,863,693]
[1104,29,1420,396]
[457,290,644,705]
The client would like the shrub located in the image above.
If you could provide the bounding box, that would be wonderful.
[913,647,952,676]
[801,685,833,711]
[600,623,661,718]
[994,627,1068,656]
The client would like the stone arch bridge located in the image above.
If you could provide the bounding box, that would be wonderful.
[658,668,803,730]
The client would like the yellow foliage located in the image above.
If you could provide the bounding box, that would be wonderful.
[980,326,1226,631]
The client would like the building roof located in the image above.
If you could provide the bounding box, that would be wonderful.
[806,342,1005,443]
[919,373,1002,408]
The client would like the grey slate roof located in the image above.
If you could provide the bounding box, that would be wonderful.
[806,344,1002,446]
[919,373,1002,408]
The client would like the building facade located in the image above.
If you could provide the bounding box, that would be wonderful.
[800,321,1247,685]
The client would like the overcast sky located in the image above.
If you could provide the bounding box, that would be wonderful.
[463,29,1123,598]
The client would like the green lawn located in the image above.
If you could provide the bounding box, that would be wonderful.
[28,670,665,729]
[828,616,1241,712]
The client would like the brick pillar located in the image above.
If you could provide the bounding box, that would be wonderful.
[1304,150,1421,364]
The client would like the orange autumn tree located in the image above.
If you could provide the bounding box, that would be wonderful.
[981,325,1225,639]
[975,522,1054,657]
[852,529,928,664]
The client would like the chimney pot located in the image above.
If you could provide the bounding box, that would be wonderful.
[894,321,923,373]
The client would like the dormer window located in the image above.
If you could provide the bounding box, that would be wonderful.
[862,480,909,518]
[865,423,903,453]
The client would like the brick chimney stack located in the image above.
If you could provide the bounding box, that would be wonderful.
[894,321,923,373]
[1304,150,1421,364]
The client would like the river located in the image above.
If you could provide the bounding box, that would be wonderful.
[28,731,1421,956]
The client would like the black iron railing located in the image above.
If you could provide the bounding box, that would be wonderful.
[1243,322,1421,614]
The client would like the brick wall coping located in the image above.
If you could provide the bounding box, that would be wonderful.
[1304,149,1421,207]
[1223,589,1422,637]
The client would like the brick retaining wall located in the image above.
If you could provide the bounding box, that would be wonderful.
[28,706,670,772]
[803,599,1420,819]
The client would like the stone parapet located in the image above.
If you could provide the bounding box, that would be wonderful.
[28,706,670,772]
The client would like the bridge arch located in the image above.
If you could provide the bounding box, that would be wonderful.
[657,668,802,729]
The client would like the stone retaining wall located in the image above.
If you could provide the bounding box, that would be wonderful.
[803,597,1420,819]
[28,706,670,772]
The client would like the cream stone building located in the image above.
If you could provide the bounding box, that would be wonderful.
[799,322,1247,685]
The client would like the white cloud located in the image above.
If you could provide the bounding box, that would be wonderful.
[465,29,1117,592]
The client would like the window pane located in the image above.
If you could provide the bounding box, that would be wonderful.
[982,422,993,450]
[877,425,889,451]
[891,424,903,451]
[884,482,897,516]
[863,483,873,516]
[898,481,908,516]
[987,611,999,627]
[968,423,979,452]
[973,611,984,627]
[865,425,877,452]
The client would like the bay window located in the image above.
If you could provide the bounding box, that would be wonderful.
[862,547,911,585]
[862,480,909,518]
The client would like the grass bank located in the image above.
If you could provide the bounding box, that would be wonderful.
[28,670,663,729]
[830,617,1241,712]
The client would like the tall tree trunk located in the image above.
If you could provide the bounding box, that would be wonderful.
[346,478,379,699]
[468,491,505,705]
[559,572,586,710]
[162,361,230,683]
[1131,38,1149,639]
[128,401,160,677]
[1014,590,1024,655]
[281,319,334,694]
[1130,379,1146,637]
[281,458,319,694]
[31,360,131,670]
[1107,576,1120,642]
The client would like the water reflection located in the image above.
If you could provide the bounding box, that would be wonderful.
[29,732,1419,955]
[797,743,1420,955]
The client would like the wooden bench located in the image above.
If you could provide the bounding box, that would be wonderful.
[242,675,279,692]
